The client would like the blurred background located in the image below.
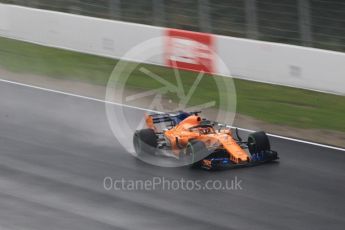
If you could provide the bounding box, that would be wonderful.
[0,2,344,230]
[0,0,344,147]
[1,0,345,52]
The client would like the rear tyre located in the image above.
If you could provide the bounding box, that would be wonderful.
[185,140,209,168]
[247,131,270,155]
[133,129,158,156]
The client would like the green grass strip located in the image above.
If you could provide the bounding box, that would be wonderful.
[1,36,344,132]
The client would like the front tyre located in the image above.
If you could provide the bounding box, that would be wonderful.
[185,140,209,168]
[247,131,270,155]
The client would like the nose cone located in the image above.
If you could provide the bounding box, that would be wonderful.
[236,150,250,162]
[223,140,249,163]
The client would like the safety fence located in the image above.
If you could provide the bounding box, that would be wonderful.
[0,4,345,95]
[0,0,344,53]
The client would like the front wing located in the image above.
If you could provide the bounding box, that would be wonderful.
[200,150,279,170]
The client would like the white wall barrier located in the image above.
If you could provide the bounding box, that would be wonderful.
[0,3,344,95]
[0,4,163,65]
[217,36,345,95]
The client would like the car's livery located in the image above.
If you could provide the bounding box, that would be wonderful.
[133,111,278,170]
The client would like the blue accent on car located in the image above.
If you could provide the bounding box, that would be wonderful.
[170,111,191,125]
[177,112,190,121]
[251,152,267,162]
[210,158,230,165]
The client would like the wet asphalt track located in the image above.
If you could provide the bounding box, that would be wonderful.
[0,80,344,230]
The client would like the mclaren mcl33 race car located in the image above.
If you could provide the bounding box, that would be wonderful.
[133,111,279,170]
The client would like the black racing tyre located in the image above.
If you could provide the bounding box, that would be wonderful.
[185,140,209,168]
[133,129,158,155]
[247,131,270,155]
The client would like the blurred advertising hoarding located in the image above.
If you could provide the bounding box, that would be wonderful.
[165,29,215,74]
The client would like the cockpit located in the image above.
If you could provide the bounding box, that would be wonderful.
[199,127,215,134]
[189,125,216,135]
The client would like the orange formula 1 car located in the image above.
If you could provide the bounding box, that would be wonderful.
[133,111,278,170]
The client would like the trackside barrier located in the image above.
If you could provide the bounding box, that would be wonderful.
[0,3,345,95]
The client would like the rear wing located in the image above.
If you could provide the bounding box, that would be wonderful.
[145,111,201,130]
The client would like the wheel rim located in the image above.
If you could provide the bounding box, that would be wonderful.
[185,144,192,156]
[248,136,256,154]
[185,144,195,164]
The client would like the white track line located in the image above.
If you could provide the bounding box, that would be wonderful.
[1,78,344,152]
[228,126,345,152]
